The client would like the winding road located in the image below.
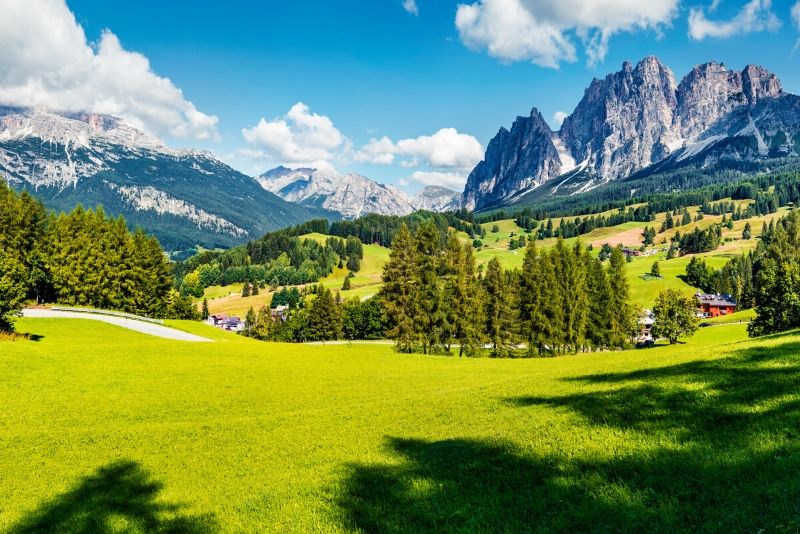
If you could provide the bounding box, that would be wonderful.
[22,308,213,342]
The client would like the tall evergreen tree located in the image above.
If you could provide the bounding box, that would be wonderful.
[413,220,444,354]
[607,246,635,348]
[483,257,515,357]
[201,298,210,320]
[307,287,342,341]
[442,233,483,356]
[379,224,418,353]
[585,253,612,349]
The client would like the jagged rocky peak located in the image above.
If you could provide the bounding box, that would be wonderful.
[0,106,170,154]
[561,55,679,179]
[676,62,783,140]
[462,107,561,211]
[256,166,415,219]
[461,56,795,212]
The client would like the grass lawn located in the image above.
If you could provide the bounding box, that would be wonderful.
[3,318,800,531]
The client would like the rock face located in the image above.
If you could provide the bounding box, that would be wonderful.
[0,106,332,250]
[463,56,798,211]
[410,186,461,212]
[257,167,415,219]
[462,108,563,210]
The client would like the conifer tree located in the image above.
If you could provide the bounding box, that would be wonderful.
[307,287,342,341]
[607,246,635,348]
[413,220,444,354]
[342,276,351,290]
[201,298,209,320]
[442,233,483,356]
[585,253,612,349]
[379,224,417,353]
[245,306,257,335]
[552,239,588,353]
[483,257,515,357]
[651,261,661,277]
[742,222,752,240]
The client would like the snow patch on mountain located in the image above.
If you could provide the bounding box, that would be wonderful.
[257,166,415,218]
[106,182,247,237]
[411,186,461,212]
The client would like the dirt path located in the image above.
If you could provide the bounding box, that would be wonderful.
[22,309,213,342]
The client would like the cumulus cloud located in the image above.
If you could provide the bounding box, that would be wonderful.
[0,0,218,140]
[403,0,419,15]
[407,171,469,190]
[455,0,679,68]
[241,103,346,169]
[793,0,800,27]
[355,128,483,169]
[552,111,568,128]
[688,0,780,40]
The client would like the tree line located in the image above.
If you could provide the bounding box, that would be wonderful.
[0,183,194,331]
[379,222,638,356]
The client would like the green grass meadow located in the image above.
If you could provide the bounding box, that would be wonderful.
[3,318,800,531]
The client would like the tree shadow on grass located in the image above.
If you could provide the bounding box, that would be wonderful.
[509,341,800,446]
[9,460,216,533]
[337,341,800,532]
[337,436,659,533]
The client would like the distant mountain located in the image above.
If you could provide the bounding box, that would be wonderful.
[411,186,461,212]
[463,56,800,211]
[256,166,416,219]
[0,106,334,250]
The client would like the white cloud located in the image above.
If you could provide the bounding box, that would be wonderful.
[355,128,483,169]
[403,0,419,16]
[688,0,780,40]
[241,102,345,169]
[407,171,469,190]
[552,111,568,128]
[0,0,218,140]
[455,0,679,68]
[793,0,800,27]
[709,0,723,12]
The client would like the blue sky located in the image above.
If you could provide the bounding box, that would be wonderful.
[6,0,800,192]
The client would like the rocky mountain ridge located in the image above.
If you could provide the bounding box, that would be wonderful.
[257,167,460,218]
[463,57,797,211]
[0,106,333,250]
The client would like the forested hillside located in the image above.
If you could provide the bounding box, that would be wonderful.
[0,183,196,331]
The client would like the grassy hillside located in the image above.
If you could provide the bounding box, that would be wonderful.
[3,318,800,531]
[201,203,787,317]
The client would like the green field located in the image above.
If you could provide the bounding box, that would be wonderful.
[3,318,800,531]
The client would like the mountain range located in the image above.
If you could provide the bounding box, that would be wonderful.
[0,106,335,250]
[256,166,460,218]
[463,56,800,211]
[3,56,799,249]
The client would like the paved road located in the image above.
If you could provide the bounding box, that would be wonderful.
[22,309,213,342]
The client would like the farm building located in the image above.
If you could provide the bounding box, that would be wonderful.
[638,310,655,345]
[696,293,737,318]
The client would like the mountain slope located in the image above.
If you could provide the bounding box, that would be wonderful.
[256,167,415,218]
[463,57,800,211]
[411,186,461,212]
[0,106,333,250]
